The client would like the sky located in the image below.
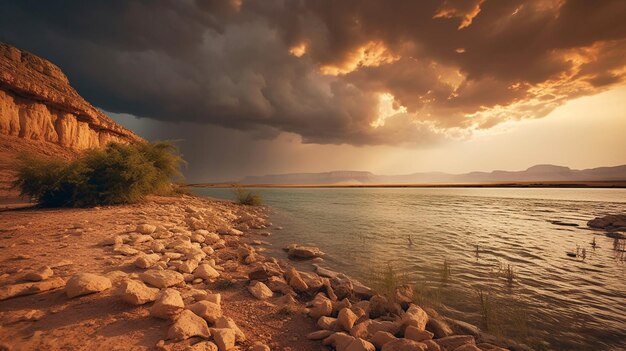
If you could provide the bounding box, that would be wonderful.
[1,0,625,182]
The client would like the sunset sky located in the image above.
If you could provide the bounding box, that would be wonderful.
[1,0,625,182]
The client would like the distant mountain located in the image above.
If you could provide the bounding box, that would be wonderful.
[240,164,626,185]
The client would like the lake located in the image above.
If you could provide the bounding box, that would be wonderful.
[192,187,626,351]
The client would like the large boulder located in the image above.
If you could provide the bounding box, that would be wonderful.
[150,288,185,319]
[167,309,211,341]
[65,273,112,298]
[140,269,184,288]
[118,279,159,305]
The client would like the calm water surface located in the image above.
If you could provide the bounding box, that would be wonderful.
[193,187,626,351]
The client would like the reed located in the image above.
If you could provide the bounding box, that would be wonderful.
[440,258,451,283]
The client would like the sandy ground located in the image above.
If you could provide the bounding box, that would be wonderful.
[0,195,321,351]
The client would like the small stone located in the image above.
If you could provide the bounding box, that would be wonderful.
[118,279,159,305]
[405,326,433,342]
[250,342,270,351]
[346,338,376,351]
[134,253,160,269]
[179,259,200,274]
[401,304,429,331]
[189,301,222,324]
[151,288,185,319]
[371,331,397,349]
[248,281,273,300]
[167,309,211,341]
[381,339,427,351]
[194,264,220,280]
[136,224,157,234]
[65,273,112,298]
[214,316,246,341]
[140,269,185,288]
[307,330,334,340]
[338,307,358,331]
[24,266,53,282]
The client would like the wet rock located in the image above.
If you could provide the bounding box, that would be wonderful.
[151,288,185,319]
[211,328,236,351]
[118,279,159,305]
[248,281,273,300]
[140,269,184,288]
[134,253,160,269]
[189,301,222,324]
[434,335,476,350]
[381,339,427,351]
[24,266,53,282]
[65,273,112,298]
[194,264,220,280]
[588,214,626,230]
[284,244,324,260]
[405,326,434,342]
[0,277,66,300]
[338,307,358,331]
[167,309,211,341]
[371,331,397,349]
[346,338,376,351]
[136,224,157,234]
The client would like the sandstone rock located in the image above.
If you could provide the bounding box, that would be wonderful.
[0,277,66,300]
[426,317,453,338]
[434,335,476,350]
[338,307,358,331]
[248,281,273,300]
[24,266,53,282]
[286,267,309,293]
[309,294,333,319]
[371,331,397,349]
[381,339,427,351]
[346,338,376,351]
[421,340,441,351]
[307,330,334,340]
[211,328,236,351]
[197,293,221,306]
[65,273,112,298]
[588,214,626,230]
[395,285,414,309]
[248,262,283,281]
[401,304,429,331]
[140,269,184,288]
[187,341,218,351]
[214,316,246,341]
[151,288,185,319]
[118,279,159,305]
[284,244,324,260]
[134,253,160,269]
[318,316,340,331]
[194,264,220,280]
[350,319,399,339]
[454,345,482,351]
[114,245,139,256]
[323,332,356,351]
[136,224,157,234]
[249,342,270,351]
[167,309,211,341]
[179,259,200,274]
[405,326,434,342]
[189,301,222,324]
[218,228,243,236]
[369,295,389,318]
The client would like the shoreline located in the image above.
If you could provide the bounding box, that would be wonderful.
[188,181,626,189]
[0,194,525,351]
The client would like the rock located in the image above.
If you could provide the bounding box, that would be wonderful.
[350,319,399,339]
[140,269,184,288]
[286,268,309,293]
[114,245,139,256]
[167,309,211,341]
[187,341,219,351]
[65,273,112,298]
[0,277,66,300]
[338,307,358,331]
[588,214,626,230]
[285,244,324,260]
[214,316,246,341]
[118,279,159,305]
[136,224,157,234]
[218,228,243,236]
[454,345,482,351]
[421,340,441,351]
[323,332,356,351]
[151,288,185,319]
[318,316,339,331]
[434,335,476,350]
[189,301,222,324]
[401,304,429,331]
[134,253,160,269]
[194,264,220,280]
[307,330,334,340]
[309,296,333,319]
[179,259,200,274]
[395,285,414,309]
[24,266,53,282]
[371,331,397,349]
[381,339,427,351]
[250,342,270,351]
[405,326,434,342]
[426,317,453,338]
[211,328,236,351]
[248,281,273,300]
[369,295,389,318]
[346,338,376,351]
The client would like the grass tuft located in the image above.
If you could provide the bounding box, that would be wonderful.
[233,186,263,206]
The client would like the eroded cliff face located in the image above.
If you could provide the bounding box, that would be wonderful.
[0,43,142,202]
[0,43,141,150]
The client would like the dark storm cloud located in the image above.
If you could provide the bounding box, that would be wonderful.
[1,0,625,146]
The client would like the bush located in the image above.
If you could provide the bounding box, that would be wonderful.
[14,141,184,207]
[233,187,263,206]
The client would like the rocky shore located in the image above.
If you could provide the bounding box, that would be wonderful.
[0,195,516,351]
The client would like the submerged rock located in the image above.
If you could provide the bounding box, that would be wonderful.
[284,244,324,260]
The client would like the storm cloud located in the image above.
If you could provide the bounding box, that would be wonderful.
[1,0,625,146]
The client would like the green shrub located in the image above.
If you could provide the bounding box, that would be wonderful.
[14,141,184,207]
[233,186,263,206]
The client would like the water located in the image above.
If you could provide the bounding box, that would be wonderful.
[192,187,626,351]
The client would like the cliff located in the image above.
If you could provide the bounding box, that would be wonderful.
[0,42,142,202]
